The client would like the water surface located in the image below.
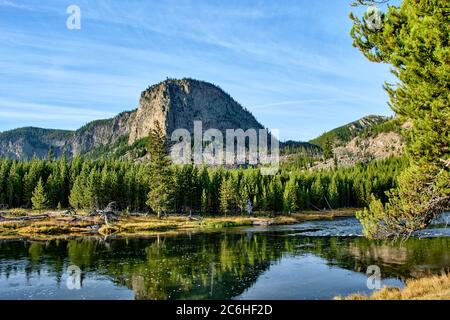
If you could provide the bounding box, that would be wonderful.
[0,215,448,300]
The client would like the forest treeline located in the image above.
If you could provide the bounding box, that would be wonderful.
[0,155,407,215]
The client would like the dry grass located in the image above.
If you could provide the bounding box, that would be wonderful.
[0,208,357,239]
[338,273,450,300]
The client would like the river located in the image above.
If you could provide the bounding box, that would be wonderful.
[0,213,448,300]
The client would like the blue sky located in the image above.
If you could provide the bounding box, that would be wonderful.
[0,0,397,141]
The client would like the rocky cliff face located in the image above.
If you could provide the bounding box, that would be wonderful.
[0,79,265,159]
[129,78,264,143]
[69,110,135,155]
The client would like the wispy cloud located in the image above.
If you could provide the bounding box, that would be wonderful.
[0,100,115,121]
[0,0,32,11]
[0,0,394,140]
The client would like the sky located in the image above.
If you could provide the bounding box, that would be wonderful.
[0,0,397,141]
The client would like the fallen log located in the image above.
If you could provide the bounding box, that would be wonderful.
[0,214,49,222]
[188,215,203,221]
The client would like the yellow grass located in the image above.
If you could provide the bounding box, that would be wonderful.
[337,273,450,300]
[0,208,357,239]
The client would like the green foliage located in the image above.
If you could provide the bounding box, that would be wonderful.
[146,122,174,217]
[31,178,47,211]
[351,0,450,238]
[323,137,334,160]
[219,178,234,216]
[0,153,408,215]
[84,136,149,160]
[309,115,389,148]
[283,176,298,214]
[280,141,321,156]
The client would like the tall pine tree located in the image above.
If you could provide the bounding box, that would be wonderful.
[146,121,173,218]
[351,0,450,238]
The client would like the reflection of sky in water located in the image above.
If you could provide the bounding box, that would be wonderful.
[0,266,133,300]
[237,255,403,300]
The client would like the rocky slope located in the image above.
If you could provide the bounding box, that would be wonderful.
[311,130,405,170]
[310,115,390,148]
[310,117,407,170]
[0,127,73,159]
[0,79,265,160]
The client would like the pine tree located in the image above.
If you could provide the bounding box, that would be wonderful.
[283,177,298,214]
[146,121,173,218]
[269,176,284,213]
[219,178,234,216]
[351,0,450,238]
[6,162,20,208]
[328,176,339,208]
[323,137,333,160]
[201,189,208,214]
[31,178,47,211]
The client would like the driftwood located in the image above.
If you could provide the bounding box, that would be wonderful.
[163,213,204,221]
[88,202,119,225]
[0,214,49,222]
[62,207,77,216]
[68,215,96,223]
[188,215,204,221]
[310,203,328,212]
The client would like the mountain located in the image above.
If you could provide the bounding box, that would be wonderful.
[0,78,404,164]
[279,115,406,170]
[311,116,406,170]
[309,115,390,148]
[0,127,73,160]
[0,78,265,160]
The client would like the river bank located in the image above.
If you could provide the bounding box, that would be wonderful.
[0,208,356,240]
[337,273,450,300]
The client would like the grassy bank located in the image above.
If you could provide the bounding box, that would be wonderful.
[0,208,356,240]
[337,273,450,300]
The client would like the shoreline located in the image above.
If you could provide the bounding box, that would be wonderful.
[337,273,450,300]
[0,208,356,241]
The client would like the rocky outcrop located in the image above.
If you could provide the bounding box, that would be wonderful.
[68,111,135,155]
[311,131,405,170]
[129,78,264,143]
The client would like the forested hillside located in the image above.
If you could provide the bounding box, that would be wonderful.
[309,115,390,148]
[0,155,407,214]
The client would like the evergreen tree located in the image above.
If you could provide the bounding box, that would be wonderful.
[323,137,333,160]
[219,178,234,216]
[201,189,208,214]
[146,122,173,218]
[283,177,298,214]
[351,0,450,238]
[31,178,47,211]
[328,176,339,208]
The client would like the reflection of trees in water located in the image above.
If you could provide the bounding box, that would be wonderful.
[109,233,296,300]
[0,233,448,299]
[302,236,450,280]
